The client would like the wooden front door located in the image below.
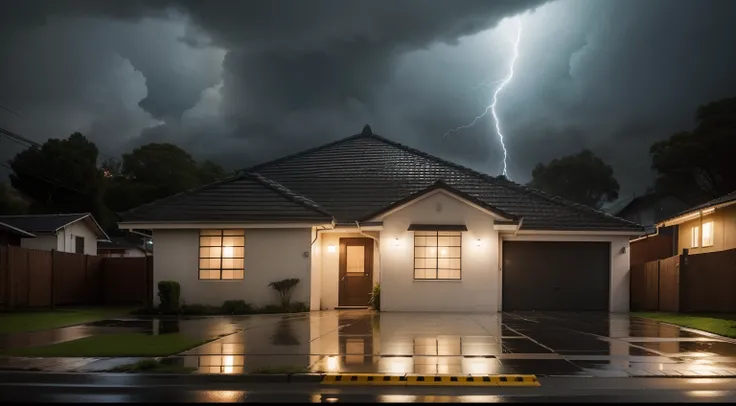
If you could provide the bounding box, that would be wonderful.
[338,238,374,306]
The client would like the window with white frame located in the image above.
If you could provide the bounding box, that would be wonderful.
[199,230,245,280]
[691,225,699,248]
[413,231,461,280]
[702,221,714,247]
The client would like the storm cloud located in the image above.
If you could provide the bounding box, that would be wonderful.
[1,0,735,196]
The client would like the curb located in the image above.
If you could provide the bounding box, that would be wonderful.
[321,374,540,387]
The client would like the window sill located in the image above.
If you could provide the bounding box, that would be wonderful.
[413,279,462,282]
[198,279,245,282]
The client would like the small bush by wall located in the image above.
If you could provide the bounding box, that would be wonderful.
[157,281,180,313]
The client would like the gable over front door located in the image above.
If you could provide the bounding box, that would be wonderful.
[338,238,374,307]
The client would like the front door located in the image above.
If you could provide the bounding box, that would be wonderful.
[338,238,374,306]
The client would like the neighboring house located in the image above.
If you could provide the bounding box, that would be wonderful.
[0,221,36,246]
[98,236,151,258]
[119,126,643,313]
[613,192,689,229]
[657,190,736,256]
[0,213,109,255]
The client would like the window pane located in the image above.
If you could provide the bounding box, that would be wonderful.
[222,258,244,270]
[414,236,427,247]
[201,229,222,236]
[449,259,461,270]
[200,236,222,246]
[424,268,437,279]
[425,246,437,258]
[199,258,221,269]
[450,236,462,246]
[200,269,219,279]
[222,270,234,280]
[703,222,713,246]
[223,229,244,236]
[346,246,365,273]
[425,235,437,247]
[446,247,461,258]
[438,269,451,279]
[223,236,245,247]
[438,236,451,247]
[200,246,222,258]
[691,226,699,247]
[233,269,244,279]
[230,247,244,258]
[414,247,426,258]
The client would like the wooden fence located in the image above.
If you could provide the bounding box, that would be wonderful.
[631,248,736,313]
[0,245,152,309]
[630,227,676,265]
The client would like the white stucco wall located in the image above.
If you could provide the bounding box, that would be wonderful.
[501,234,631,313]
[152,228,312,307]
[318,231,380,310]
[20,235,58,252]
[378,191,499,312]
[57,221,98,255]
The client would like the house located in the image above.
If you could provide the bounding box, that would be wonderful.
[119,126,643,313]
[614,192,689,229]
[0,213,109,255]
[657,190,736,256]
[98,236,152,258]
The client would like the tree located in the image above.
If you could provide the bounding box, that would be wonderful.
[0,182,28,214]
[9,132,105,217]
[650,97,736,205]
[104,143,228,213]
[529,149,620,209]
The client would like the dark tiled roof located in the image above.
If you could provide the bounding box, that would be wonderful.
[121,172,333,223]
[249,133,642,232]
[120,132,643,232]
[0,221,36,238]
[0,213,90,234]
[665,189,736,221]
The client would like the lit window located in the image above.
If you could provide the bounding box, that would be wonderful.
[702,221,714,247]
[691,226,699,248]
[199,230,245,280]
[414,231,461,280]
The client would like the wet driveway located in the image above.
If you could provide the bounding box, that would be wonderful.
[170,311,736,377]
[3,311,736,377]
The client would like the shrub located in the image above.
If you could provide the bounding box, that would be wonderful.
[258,304,288,314]
[368,284,380,311]
[157,281,181,313]
[221,300,253,315]
[180,304,220,315]
[268,278,300,309]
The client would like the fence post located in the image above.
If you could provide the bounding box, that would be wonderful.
[656,259,661,312]
[26,248,31,307]
[2,246,9,310]
[84,254,89,304]
[146,256,153,309]
[50,250,56,309]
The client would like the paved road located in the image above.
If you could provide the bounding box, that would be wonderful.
[1,374,736,403]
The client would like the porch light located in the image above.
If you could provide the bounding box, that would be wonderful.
[327,244,336,253]
[395,237,400,247]
[476,239,481,247]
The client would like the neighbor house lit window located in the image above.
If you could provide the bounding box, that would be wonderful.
[691,225,699,248]
[414,231,461,280]
[199,230,244,280]
[702,221,714,247]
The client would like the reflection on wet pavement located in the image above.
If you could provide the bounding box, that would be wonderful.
[4,310,736,377]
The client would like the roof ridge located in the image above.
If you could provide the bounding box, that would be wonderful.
[365,133,640,229]
[247,172,334,218]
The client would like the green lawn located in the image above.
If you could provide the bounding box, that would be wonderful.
[0,333,204,357]
[634,312,736,338]
[0,307,134,334]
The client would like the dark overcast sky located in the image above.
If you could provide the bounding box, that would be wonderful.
[1,0,735,197]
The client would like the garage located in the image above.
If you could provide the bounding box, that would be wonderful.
[502,241,611,311]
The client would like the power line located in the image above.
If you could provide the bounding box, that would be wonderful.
[0,104,21,117]
[0,162,92,197]
[0,125,121,164]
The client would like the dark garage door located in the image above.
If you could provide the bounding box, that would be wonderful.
[503,241,610,311]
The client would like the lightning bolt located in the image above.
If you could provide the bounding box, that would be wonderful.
[443,18,522,179]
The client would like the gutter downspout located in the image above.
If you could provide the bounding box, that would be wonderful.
[513,217,524,237]
[356,221,380,287]
[311,219,336,246]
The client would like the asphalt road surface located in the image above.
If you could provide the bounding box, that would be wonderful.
[1,373,736,403]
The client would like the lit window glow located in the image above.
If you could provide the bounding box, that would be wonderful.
[691,226,699,248]
[199,229,245,280]
[702,221,714,247]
